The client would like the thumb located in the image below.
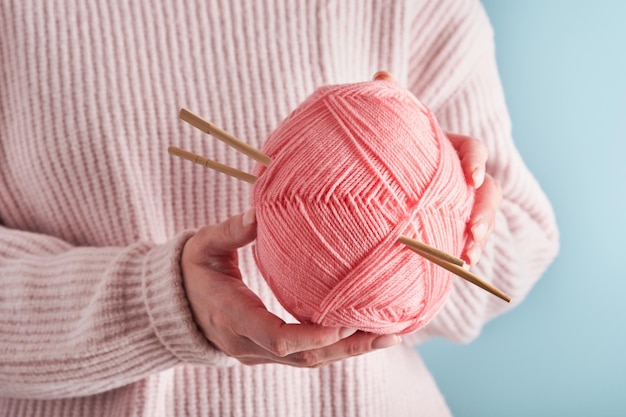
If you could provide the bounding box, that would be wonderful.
[204,208,257,254]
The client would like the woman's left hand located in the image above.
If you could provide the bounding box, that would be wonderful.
[446,133,502,265]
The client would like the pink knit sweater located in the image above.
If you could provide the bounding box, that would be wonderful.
[0,1,559,416]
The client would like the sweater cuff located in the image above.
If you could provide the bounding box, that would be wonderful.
[142,231,236,367]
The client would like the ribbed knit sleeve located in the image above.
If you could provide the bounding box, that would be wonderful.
[407,0,559,344]
[0,227,232,399]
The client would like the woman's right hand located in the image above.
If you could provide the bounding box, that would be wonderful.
[180,208,402,367]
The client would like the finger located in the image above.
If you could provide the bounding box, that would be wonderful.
[235,308,357,357]
[201,208,257,254]
[446,133,488,188]
[273,332,402,368]
[239,333,402,368]
[465,174,502,264]
[372,71,395,82]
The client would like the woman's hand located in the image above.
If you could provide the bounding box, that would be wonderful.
[373,71,502,265]
[181,209,401,367]
[446,133,502,265]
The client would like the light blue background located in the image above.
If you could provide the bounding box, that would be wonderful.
[418,1,626,416]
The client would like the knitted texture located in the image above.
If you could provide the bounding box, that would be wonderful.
[253,81,474,334]
[0,1,560,416]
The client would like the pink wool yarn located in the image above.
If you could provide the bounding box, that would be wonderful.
[252,81,474,335]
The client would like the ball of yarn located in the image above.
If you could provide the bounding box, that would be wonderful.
[252,81,474,335]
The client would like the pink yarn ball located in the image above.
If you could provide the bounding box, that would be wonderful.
[252,81,474,335]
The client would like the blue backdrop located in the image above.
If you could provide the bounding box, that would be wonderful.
[418,1,626,416]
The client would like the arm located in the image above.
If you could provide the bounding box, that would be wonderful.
[407,1,559,344]
[0,211,402,399]
[0,226,229,399]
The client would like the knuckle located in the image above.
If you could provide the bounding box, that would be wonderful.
[204,219,236,248]
[267,336,291,357]
[216,217,232,236]
[290,350,320,368]
[213,222,231,245]
[195,225,221,252]
[344,340,366,357]
[198,225,220,246]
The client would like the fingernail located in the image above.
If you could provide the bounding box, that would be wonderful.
[372,71,395,82]
[242,207,256,227]
[339,328,358,339]
[372,335,402,349]
[472,167,485,188]
[471,221,487,241]
[467,244,481,265]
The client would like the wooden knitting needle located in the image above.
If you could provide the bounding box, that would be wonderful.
[168,146,258,184]
[398,235,511,303]
[398,235,465,267]
[179,108,272,167]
